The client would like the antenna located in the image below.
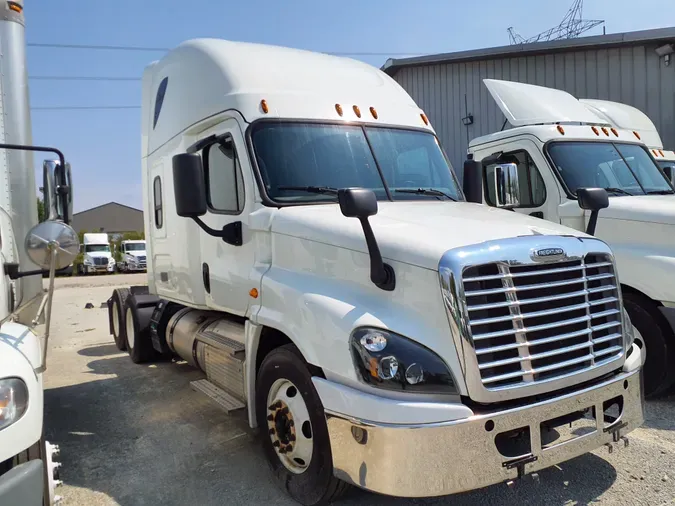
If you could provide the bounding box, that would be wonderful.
[508,0,604,45]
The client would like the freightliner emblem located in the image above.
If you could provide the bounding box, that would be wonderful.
[531,247,565,262]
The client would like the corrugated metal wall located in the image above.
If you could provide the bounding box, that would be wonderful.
[392,43,675,180]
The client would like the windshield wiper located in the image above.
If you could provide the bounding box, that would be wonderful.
[277,185,339,195]
[645,189,675,195]
[603,187,634,196]
[395,188,456,201]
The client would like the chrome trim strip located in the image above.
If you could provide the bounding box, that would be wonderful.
[438,235,626,403]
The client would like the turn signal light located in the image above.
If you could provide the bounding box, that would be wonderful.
[249,288,259,299]
[8,2,21,13]
[557,125,565,135]
[260,100,269,114]
[353,105,361,118]
[420,113,429,126]
[611,128,619,137]
[601,127,610,136]
[369,107,378,119]
[591,126,600,136]
[335,104,343,117]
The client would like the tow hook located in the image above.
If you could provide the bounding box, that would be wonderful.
[604,421,629,452]
[503,454,539,488]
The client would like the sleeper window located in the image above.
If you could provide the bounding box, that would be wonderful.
[484,150,546,207]
[205,139,245,213]
[153,176,163,228]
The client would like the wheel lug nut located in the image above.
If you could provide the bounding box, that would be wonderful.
[289,435,296,442]
[288,420,294,427]
[273,441,280,447]
[267,415,274,421]
[279,448,287,454]
[269,428,275,435]
[281,407,289,415]
[286,445,293,452]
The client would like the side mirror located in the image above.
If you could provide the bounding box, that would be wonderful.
[663,165,674,185]
[494,163,520,208]
[172,153,207,218]
[43,159,73,224]
[462,158,483,204]
[576,187,609,236]
[338,188,395,291]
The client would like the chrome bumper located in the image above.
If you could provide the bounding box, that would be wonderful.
[326,369,643,498]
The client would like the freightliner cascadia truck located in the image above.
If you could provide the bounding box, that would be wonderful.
[108,39,644,505]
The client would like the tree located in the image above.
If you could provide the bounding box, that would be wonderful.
[37,197,46,222]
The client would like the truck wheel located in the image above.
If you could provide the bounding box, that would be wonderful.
[110,288,130,351]
[624,292,675,397]
[125,296,158,364]
[256,344,349,506]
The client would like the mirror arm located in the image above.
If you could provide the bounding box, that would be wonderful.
[357,217,395,291]
[586,210,600,236]
[3,262,71,279]
[191,217,242,246]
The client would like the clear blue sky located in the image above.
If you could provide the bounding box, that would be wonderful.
[25,0,675,212]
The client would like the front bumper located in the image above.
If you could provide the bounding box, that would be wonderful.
[0,460,44,506]
[86,264,114,273]
[325,368,643,498]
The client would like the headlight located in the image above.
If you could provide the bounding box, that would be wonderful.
[623,308,635,352]
[350,328,458,394]
[108,258,115,264]
[84,258,93,265]
[0,378,28,430]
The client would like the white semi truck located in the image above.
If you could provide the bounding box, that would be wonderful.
[462,79,675,398]
[79,233,114,274]
[0,1,79,504]
[117,239,147,272]
[108,39,644,505]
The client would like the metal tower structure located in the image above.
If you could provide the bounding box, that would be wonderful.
[507,0,605,45]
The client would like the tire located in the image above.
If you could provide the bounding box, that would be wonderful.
[256,344,349,506]
[624,292,675,397]
[125,295,159,364]
[110,288,130,351]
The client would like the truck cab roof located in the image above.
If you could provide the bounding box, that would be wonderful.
[142,38,432,156]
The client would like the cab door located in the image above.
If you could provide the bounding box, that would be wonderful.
[195,118,257,316]
[479,138,562,222]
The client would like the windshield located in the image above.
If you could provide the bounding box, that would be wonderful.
[85,244,110,253]
[125,243,145,251]
[251,123,462,203]
[548,141,674,196]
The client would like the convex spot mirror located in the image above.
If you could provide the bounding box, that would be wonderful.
[25,221,79,270]
[663,165,674,185]
[42,159,73,224]
[494,163,520,208]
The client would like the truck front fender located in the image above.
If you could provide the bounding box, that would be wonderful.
[611,244,675,305]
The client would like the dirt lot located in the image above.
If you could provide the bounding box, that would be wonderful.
[43,274,675,505]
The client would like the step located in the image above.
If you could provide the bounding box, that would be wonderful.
[190,379,245,413]
[197,330,245,361]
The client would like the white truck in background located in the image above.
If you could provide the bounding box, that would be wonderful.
[462,79,675,398]
[0,2,79,505]
[109,39,644,505]
[117,240,147,272]
[78,233,114,275]
[578,98,675,184]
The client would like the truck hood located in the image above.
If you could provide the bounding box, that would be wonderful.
[126,251,146,258]
[600,195,675,225]
[86,252,112,259]
[0,321,42,371]
[271,201,586,270]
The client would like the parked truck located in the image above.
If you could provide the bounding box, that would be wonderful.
[109,39,644,505]
[463,79,675,398]
[117,239,147,272]
[78,233,114,275]
[578,98,675,184]
[0,1,79,504]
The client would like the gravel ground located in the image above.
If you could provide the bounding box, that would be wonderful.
[43,274,675,506]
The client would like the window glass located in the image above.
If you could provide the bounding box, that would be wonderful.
[153,176,163,228]
[484,150,546,207]
[205,140,245,212]
[548,142,673,196]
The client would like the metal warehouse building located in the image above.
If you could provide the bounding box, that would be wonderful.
[383,27,675,179]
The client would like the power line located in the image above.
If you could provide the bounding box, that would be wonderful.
[31,105,140,110]
[30,75,140,81]
[26,41,426,56]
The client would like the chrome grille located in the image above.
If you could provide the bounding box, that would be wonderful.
[93,257,108,266]
[462,253,624,390]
